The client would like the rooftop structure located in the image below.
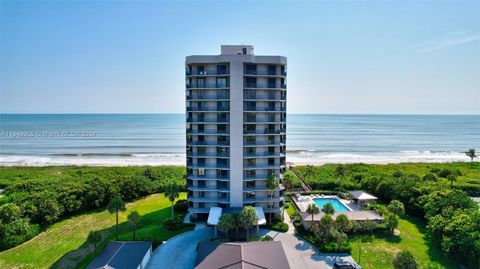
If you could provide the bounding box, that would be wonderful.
[194,241,291,269]
[86,241,152,269]
[186,45,287,221]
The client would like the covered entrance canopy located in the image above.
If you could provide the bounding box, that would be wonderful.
[207,206,267,237]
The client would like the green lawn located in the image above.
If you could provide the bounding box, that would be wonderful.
[348,216,456,269]
[0,193,192,269]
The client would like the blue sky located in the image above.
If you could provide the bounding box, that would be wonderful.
[1,0,479,114]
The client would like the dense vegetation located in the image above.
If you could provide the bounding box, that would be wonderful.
[0,166,186,250]
[292,163,480,268]
[0,193,193,269]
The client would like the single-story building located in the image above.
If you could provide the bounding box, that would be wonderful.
[300,211,383,230]
[87,241,152,269]
[194,241,291,269]
[348,191,378,207]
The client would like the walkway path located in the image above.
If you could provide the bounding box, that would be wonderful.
[283,208,296,234]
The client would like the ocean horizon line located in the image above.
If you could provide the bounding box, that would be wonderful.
[1,112,479,116]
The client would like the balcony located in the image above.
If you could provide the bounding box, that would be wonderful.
[187,141,230,146]
[243,93,280,100]
[187,152,230,158]
[187,175,230,180]
[186,70,230,76]
[243,152,283,158]
[187,94,230,100]
[188,197,229,203]
[187,106,230,112]
[243,164,285,169]
[244,70,281,76]
[187,83,230,89]
[243,106,286,112]
[243,129,285,135]
[186,129,230,135]
[187,118,230,123]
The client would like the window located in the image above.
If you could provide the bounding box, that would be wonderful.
[198,168,205,176]
[217,113,228,122]
[197,66,205,75]
[245,77,256,87]
[242,48,247,54]
[246,181,255,188]
[217,124,227,133]
[268,65,276,75]
[246,170,255,177]
[217,101,229,111]
[216,77,227,88]
[197,78,205,88]
[268,78,276,88]
[246,136,256,144]
[198,124,204,132]
[198,181,206,188]
[217,65,227,75]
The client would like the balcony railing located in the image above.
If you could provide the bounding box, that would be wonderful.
[187,94,230,100]
[243,93,278,100]
[243,129,285,135]
[187,118,230,123]
[243,107,286,112]
[187,106,230,112]
[186,129,230,135]
[187,84,230,89]
[186,70,230,76]
[187,152,230,158]
[187,141,230,146]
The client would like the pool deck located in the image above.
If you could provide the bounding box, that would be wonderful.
[292,194,382,222]
[293,194,361,212]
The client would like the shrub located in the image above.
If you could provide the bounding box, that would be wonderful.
[164,216,186,231]
[267,222,289,232]
[320,242,352,253]
[392,250,418,269]
[174,199,188,213]
[422,173,437,182]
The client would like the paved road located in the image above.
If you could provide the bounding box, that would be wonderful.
[147,227,354,269]
[146,228,213,269]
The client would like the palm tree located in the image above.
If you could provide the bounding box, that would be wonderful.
[127,211,141,240]
[322,203,335,215]
[283,170,295,192]
[304,165,314,178]
[108,198,126,240]
[387,200,405,218]
[465,149,477,163]
[87,230,102,255]
[218,214,235,239]
[266,174,279,224]
[164,181,180,219]
[448,174,457,189]
[306,204,320,228]
[239,206,258,241]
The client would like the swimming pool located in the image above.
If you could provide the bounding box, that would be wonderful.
[313,198,351,212]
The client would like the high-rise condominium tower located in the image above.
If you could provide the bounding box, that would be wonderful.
[186,45,287,221]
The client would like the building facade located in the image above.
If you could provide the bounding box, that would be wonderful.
[186,45,287,220]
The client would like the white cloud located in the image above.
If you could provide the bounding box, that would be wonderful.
[416,33,480,53]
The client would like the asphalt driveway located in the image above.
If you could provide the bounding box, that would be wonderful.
[147,226,355,269]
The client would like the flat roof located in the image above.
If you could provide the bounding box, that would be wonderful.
[195,241,291,269]
[86,241,152,269]
[207,207,267,226]
[348,191,378,200]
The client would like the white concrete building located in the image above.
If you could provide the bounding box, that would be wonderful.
[186,45,287,220]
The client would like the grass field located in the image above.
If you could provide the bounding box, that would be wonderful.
[0,193,192,269]
[348,215,456,269]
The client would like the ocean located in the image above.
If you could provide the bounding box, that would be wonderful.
[0,114,478,166]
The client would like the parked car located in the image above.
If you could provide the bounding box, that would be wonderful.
[333,261,362,269]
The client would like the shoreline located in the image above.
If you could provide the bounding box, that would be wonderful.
[0,150,473,167]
